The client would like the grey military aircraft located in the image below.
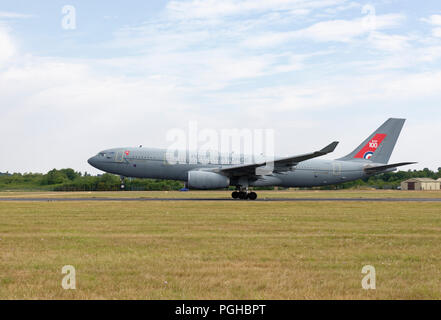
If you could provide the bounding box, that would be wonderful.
[88,118,415,200]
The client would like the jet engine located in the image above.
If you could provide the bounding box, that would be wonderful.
[187,171,230,189]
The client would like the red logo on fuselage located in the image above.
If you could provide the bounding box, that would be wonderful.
[125,150,130,156]
[354,133,387,159]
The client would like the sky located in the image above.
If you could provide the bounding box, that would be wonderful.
[1,0,441,174]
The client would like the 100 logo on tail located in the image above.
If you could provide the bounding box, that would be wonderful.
[354,133,387,160]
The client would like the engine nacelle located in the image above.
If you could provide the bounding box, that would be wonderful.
[187,171,230,189]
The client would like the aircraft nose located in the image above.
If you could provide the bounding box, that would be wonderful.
[88,156,98,168]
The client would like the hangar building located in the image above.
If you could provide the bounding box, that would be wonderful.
[401,178,441,191]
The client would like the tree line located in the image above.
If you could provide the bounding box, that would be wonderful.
[0,169,183,191]
[332,167,441,190]
[0,167,440,191]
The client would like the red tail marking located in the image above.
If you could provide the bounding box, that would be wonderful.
[354,133,387,159]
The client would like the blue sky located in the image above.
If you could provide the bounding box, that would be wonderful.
[1,0,441,173]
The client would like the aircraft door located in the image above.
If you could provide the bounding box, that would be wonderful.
[332,162,341,176]
[115,151,124,163]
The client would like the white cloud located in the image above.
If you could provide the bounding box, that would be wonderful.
[421,14,441,26]
[98,50,307,92]
[417,45,441,62]
[244,14,405,47]
[323,2,360,15]
[432,27,441,38]
[421,13,441,39]
[0,26,15,65]
[0,56,195,173]
[166,0,347,19]
[367,32,410,52]
[220,70,441,113]
[0,11,33,19]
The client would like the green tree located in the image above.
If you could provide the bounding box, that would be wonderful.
[60,168,80,181]
[41,169,68,185]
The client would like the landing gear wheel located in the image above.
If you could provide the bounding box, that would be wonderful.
[248,192,257,200]
[232,191,239,199]
[120,175,126,190]
[238,192,247,199]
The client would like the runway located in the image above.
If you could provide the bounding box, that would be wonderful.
[1,197,441,202]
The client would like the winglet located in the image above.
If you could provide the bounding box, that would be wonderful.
[319,141,339,154]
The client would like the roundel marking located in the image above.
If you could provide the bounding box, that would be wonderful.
[364,151,374,160]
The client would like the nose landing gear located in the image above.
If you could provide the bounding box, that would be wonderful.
[120,176,126,190]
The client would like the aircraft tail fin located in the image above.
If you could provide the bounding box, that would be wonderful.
[338,118,405,164]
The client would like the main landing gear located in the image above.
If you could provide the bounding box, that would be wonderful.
[231,189,257,200]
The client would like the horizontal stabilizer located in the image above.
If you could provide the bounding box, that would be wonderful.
[364,162,417,174]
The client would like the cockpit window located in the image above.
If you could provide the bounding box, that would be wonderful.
[99,152,106,157]
[106,152,115,159]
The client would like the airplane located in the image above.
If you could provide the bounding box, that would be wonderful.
[87,118,415,200]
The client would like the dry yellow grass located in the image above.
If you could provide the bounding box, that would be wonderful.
[1,193,441,299]
[1,189,441,199]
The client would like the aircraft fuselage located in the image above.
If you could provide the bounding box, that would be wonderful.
[88,147,374,188]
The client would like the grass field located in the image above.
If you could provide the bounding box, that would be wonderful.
[1,189,441,199]
[1,190,441,299]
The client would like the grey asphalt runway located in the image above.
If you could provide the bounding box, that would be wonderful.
[1,197,441,202]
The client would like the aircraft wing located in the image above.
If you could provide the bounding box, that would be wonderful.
[363,162,417,174]
[219,141,339,177]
